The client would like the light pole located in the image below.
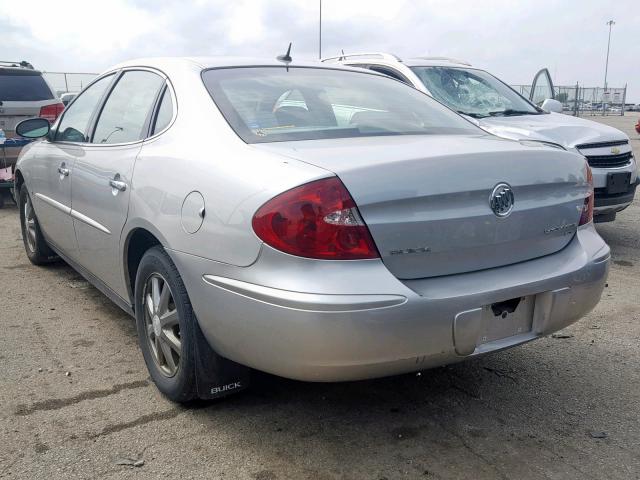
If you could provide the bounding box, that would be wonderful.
[603,19,615,91]
[319,0,322,60]
[602,19,615,115]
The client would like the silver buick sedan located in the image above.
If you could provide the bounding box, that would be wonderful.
[14,57,610,402]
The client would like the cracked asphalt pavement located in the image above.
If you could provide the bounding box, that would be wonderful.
[1,115,639,479]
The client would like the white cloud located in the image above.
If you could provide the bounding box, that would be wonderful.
[0,0,153,54]
[226,0,267,44]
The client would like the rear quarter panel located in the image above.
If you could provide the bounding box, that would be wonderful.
[125,67,330,267]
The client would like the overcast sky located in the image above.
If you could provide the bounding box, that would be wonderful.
[1,0,638,101]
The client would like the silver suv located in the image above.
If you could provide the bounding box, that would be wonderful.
[0,61,64,168]
[323,53,638,222]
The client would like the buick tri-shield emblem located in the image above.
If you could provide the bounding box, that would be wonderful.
[490,183,515,217]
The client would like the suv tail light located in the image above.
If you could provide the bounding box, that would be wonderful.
[579,163,594,226]
[39,103,65,123]
[252,177,380,260]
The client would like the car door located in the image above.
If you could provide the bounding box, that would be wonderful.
[70,69,165,300]
[530,68,555,106]
[29,74,115,260]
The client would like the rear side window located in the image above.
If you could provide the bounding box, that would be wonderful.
[0,71,54,101]
[56,74,115,142]
[92,70,164,144]
[151,87,173,135]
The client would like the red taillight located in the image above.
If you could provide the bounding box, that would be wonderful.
[579,163,594,226]
[252,177,380,260]
[39,103,65,122]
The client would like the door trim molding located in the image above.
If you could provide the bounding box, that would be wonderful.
[71,209,111,235]
[35,192,71,215]
[35,192,111,235]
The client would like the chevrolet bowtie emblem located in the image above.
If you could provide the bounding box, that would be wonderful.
[611,147,620,154]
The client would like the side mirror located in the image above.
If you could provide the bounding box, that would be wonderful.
[16,117,50,138]
[541,98,563,113]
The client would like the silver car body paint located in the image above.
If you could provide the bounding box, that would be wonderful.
[16,57,610,382]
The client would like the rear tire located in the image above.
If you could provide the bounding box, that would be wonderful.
[19,186,58,265]
[135,246,198,403]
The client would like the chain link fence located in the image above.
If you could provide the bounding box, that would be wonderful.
[511,83,630,117]
[42,72,98,96]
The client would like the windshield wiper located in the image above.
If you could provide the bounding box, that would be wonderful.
[456,110,488,119]
[487,109,538,117]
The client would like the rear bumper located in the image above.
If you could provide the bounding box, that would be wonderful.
[170,225,609,382]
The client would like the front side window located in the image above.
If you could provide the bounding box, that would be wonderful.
[92,70,164,144]
[202,67,479,143]
[530,69,554,106]
[410,66,540,118]
[55,74,114,142]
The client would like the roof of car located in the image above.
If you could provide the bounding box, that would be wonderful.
[321,53,477,69]
[402,57,475,68]
[0,67,43,76]
[109,56,373,74]
[0,60,41,75]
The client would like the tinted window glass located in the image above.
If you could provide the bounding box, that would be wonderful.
[202,67,479,144]
[93,71,164,144]
[151,88,173,135]
[0,71,54,101]
[411,66,539,118]
[56,74,114,142]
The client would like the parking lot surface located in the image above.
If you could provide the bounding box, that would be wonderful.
[1,114,639,479]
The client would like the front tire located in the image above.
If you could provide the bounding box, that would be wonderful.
[135,246,197,402]
[18,186,58,265]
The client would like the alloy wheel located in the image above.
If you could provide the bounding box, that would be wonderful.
[143,273,181,377]
[24,195,37,253]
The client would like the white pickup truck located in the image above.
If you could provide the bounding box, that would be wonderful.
[323,53,638,222]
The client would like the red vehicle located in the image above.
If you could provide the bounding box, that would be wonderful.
[635,118,640,134]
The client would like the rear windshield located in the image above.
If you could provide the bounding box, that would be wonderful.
[202,67,479,143]
[0,71,54,101]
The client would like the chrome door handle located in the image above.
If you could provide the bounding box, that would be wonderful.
[57,166,70,176]
[109,179,127,192]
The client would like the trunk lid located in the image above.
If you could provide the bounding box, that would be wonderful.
[256,135,590,279]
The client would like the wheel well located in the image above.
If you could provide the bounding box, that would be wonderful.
[14,170,24,195]
[126,229,161,303]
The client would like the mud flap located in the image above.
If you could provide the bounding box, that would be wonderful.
[193,318,250,400]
